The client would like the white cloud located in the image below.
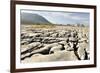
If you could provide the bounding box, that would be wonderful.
[71,16,81,20]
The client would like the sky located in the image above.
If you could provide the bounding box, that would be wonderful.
[21,10,90,25]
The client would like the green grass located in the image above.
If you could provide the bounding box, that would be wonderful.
[31,23,56,29]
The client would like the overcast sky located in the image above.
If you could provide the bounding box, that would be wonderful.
[21,10,90,25]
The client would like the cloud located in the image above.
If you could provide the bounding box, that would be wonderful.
[71,16,81,20]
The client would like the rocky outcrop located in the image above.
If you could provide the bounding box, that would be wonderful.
[21,25,89,63]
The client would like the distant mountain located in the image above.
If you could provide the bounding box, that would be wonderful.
[21,13,51,24]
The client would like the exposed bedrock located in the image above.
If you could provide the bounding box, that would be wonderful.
[21,26,89,62]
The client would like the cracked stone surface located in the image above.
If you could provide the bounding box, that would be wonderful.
[21,25,89,63]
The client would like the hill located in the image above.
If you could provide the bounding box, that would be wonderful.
[21,13,51,24]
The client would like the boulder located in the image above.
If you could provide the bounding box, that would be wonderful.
[21,50,78,63]
[49,45,64,54]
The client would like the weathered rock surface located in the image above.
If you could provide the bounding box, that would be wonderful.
[21,25,89,63]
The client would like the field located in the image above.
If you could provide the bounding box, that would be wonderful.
[20,24,89,63]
